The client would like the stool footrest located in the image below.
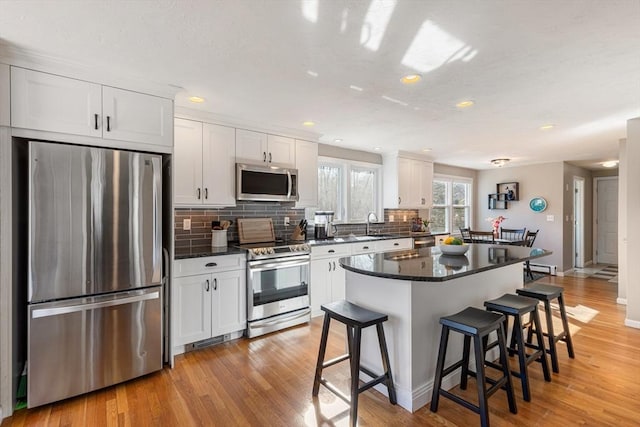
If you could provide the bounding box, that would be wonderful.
[321,354,350,370]
[319,379,350,404]
[440,390,481,414]
[441,360,464,378]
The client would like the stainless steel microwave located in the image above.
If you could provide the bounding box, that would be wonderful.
[236,163,299,202]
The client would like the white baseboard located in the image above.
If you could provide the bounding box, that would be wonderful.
[617,298,627,305]
[584,260,594,267]
[624,318,640,329]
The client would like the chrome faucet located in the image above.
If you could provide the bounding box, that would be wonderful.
[366,211,379,235]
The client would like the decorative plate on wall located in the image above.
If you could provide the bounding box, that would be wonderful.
[529,197,548,212]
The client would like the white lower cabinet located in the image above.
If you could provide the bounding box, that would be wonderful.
[173,255,246,353]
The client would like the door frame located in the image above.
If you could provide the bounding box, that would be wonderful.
[593,176,619,264]
[573,176,585,268]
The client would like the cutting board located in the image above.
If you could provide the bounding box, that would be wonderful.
[237,218,275,244]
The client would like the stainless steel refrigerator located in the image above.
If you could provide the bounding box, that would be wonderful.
[27,141,164,407]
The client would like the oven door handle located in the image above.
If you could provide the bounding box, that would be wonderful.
[249,258,310,272]
[248,308,311,329]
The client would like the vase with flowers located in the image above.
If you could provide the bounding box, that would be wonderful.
[487,215,507,238]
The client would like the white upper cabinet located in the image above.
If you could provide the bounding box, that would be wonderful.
[0,64,10,127]
[383,153,434,209]
[236,129,295,167]
[102,86,173,147]
[202,123,236,206]
[174,118,236,207]
[295,139,318,208]
[11,67,173,147]
[11,67,102,137]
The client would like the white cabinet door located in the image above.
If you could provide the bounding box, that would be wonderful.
[330,258,346,302]
[375,238,413,252]
[202,123,236,206]
[295,139,318,208]
[102,86,173,147]
[418,160,433,208]
[0,64,9,127]
[211,269,246,337]
[310,258,331,317]
[11,67,102,137]
[267,134,295,166]
[173,274,212,346]
[236,128,267,163]
[174,118,204,205]
[397,157,412,207]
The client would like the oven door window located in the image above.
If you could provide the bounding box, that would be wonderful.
[251,262,309,306]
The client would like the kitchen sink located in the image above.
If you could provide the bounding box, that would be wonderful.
[353,236,377,241]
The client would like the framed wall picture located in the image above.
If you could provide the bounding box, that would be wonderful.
[529,197,548,212]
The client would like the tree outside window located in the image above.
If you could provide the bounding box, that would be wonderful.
[431,176,472,234]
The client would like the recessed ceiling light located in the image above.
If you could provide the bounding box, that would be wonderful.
[307,70,319,77]
[490,158,510,167]
[422,148,432,152]
[334,138,343,143]
[456,100,474,108]
[401,74,422,84]
[188,96,205,103]
[602,160,619,168]
[374,147,381,151]
[540,124,555,130]
[302,121,315,127]
[350,85,364,91]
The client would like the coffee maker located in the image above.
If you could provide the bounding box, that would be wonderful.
[314,211,336,239]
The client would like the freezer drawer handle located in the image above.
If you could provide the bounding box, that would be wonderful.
[32,291,160,319]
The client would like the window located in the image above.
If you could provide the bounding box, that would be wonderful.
[316,157,381,222]
[431,175,472,234]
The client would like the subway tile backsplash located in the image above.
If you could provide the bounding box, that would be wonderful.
[174,201,420,249]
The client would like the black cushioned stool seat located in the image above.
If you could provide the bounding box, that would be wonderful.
[516,283,575,373]
[484,294,551,401]
[430,307,517,427]
[312,300,396,427]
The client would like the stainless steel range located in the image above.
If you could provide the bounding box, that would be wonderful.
[238,218,311,338]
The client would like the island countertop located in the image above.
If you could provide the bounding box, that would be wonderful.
[339,244,551,282]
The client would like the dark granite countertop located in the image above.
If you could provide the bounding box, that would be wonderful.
[174,245,246,260]
[308,233,414,246]
[339,244,551,282]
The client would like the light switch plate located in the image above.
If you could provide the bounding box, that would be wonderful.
[183,218,191,230]
[546,215,554,222]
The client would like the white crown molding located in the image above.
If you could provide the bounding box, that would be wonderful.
[174,106,321,142]
[0,42,180,99]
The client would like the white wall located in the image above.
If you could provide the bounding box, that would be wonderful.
[618,139,627,304]
[477,163,565,271]
[624,118,640,327]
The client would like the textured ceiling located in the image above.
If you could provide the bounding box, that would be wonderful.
[1,0,639,170]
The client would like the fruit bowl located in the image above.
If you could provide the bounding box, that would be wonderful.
[438,244,470,256]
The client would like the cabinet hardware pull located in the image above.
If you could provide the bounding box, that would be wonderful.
[269,152,272,163]
[394,243,399,246]
[263,152,267,162]
[204,188,208,199]
[213,278,217,290]
[106,116,111,132]
[398,197,401,204]
[328,249,335,253]
[205,262,217,267]
[363,246,369,250]
[197,188,201,199]
[333,261,336,270]
[94,114,99,130]
[205,279,210,292]
[328,261,332,271]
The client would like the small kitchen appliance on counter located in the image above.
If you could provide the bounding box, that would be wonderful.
[314,211,337,239]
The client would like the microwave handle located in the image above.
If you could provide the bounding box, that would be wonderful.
[287,170,292,198]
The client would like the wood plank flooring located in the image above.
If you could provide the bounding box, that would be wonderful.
[4,274,640,426]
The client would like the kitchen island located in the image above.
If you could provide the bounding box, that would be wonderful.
[339,244,551,412]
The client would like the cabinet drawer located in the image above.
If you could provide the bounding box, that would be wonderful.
[311,244,351,259]
[375,238,413,252]
[351,242,377,255]
[174,254,246,277]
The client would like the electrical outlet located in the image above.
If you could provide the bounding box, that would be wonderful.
[183,218,191,230]
[284,217,290,226]
[389,215,395,222]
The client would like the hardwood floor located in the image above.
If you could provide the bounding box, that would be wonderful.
[4,274,640,426]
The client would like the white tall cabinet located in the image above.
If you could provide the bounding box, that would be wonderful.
[383,152,434,209]
[0,64,10,127]
[10,67,173,147]
[174,118,236,206]
[295,139,318,208]
[236,128,295,167]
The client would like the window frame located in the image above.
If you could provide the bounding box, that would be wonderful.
[431,174,473,235]
[315,156,383,224]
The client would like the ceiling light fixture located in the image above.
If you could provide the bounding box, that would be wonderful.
[602,160,619,168]
[188,96,205,103]
[401,74,422,84]
[456,100,474,108]
[422,148,432,152]
[334,138,343,143]
[490,158,510,167]
[350,85,364,91]
[540,124,555,130]
[302,121,315,127]
[374,147,381,151]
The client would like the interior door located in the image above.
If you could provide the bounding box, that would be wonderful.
[596,177,619,264]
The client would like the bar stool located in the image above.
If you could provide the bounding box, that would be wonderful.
[312,300,397,427]
[516,283,575,373]
[430,307,517,427]
[484,294,551,401]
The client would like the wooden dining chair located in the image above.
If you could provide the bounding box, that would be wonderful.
[469,230,495,243]
[459,227,472,243]
[523,230,539,279]
[500,227,526,243]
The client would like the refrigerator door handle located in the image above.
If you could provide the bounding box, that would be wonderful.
[162,247,169,284]
[32,291,160,319]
